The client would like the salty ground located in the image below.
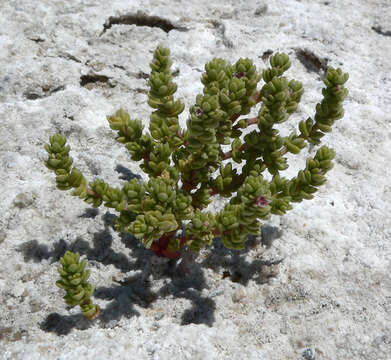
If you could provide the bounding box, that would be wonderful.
[0,0,390,359]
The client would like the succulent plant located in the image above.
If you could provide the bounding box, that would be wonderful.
[56,251,100,320]
[45,47,348,317]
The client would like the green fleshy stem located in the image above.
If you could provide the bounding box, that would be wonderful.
[56,251,100,320]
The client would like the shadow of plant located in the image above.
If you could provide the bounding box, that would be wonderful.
[115,164,143,181]
[20,212,134,271]
[40,313,92,335]
[20,201,282,335]
[199,225,284,285]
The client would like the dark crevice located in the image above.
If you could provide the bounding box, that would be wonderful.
[135,71,149,80]
[47,85,65,94]
[294,48,328,73]
[172,68,180,77]
[113,64,126,71]
[24,93,41,100]
[24,85,65,100]
[261,49,273,61]
[101,11,188,36]
[372,26,391,37]
[28,37,45,43]
[80,74,114,88]
[254,5,268,16]
[210,20,233,48]
[59,53,82,64]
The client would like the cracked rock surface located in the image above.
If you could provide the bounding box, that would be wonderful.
[1,0,390,359]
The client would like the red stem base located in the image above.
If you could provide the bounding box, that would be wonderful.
[150,234,188,259]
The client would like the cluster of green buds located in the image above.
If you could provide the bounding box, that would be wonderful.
[56,251,100,320]
[45,47,348,317]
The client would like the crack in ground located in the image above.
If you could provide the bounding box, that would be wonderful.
[294,48,329,74]
[80,73,114,88]
[24,85,65,100]
[101,11,188,36]
[372,26,391,37]
[210,20,233,48]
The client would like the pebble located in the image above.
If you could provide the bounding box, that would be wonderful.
[13,192,35,208]
[302,348,316,360]
[154,312,165,321]
[232,287,246,303]
[209,288,224,298]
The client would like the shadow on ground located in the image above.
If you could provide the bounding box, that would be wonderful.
[20,206,283,335]
[200,225,284,285]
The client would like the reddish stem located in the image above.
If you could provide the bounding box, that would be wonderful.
[149,227,224,259]
[209,188,220,196]
[230,113,241,125]
[232,116,258,131]
[230,92,261,127]
[212,228,221,236]
[150,231,188,259]
[222,144,247,160]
